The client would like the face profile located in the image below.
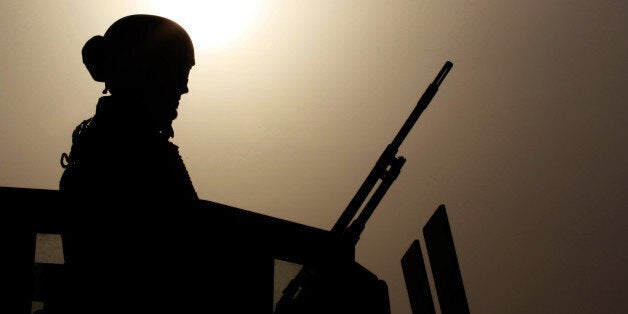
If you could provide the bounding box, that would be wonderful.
[81,14,195,137]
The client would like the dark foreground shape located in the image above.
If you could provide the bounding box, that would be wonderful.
[2,186,389,314]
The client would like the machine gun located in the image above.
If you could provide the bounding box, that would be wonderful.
[274,61,453,314]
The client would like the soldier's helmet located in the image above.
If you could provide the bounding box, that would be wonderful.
[81,14,195,86]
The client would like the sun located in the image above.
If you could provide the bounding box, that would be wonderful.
[144,0,263,51]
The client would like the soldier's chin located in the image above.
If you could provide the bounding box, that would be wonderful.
[160,107,178,122]
[170,109,178,120]
[153,110,177,130]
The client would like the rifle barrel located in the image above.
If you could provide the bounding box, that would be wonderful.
[390,61,453,150]
[333,61,453,234]
[274,61,453,314]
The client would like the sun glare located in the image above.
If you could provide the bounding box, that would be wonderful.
[145,0,263,50]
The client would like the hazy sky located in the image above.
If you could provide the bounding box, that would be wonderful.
[2,1,627,313]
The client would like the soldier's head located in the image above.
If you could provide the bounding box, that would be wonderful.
[82,14,195,133]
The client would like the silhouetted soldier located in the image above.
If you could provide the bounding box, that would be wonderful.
[54,14,202,314]
[59,14,197,201]
[51,13,389,314]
